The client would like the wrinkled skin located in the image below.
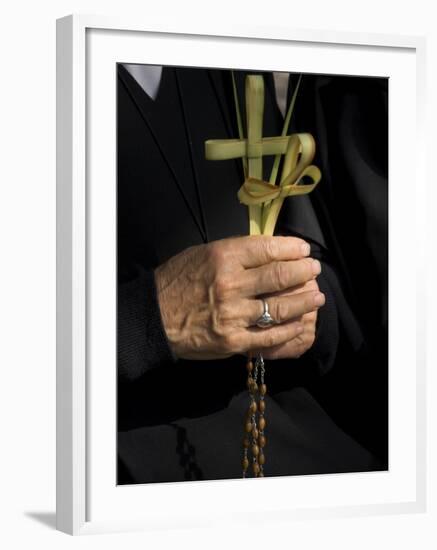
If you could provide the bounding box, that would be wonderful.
[155,235,324,361]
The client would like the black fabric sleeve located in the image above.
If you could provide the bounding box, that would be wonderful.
[117,266,177,381]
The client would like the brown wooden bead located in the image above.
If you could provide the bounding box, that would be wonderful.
[253,463,260,475]
[246,360,253,372]
[252,427,259,439]
[250,401,257,413]
[252,444,259,456]
[259,435,266,448]
[242,457,249,470]
[245,422,253,433]
[259,452,265,465]
[260,383,267,396]
[259,416,266,430]
[243,436,250,448]
[259,400,266,413]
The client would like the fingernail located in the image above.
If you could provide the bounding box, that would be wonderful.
[314,292,325,307]
[300,242,311,256]
[312,259,321,276]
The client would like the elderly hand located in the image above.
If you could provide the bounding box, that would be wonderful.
[154,235,324,360]
[258,278,320,360]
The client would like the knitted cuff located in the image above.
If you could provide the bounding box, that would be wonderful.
[118,267,177,381]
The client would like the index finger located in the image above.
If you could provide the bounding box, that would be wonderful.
[228,235,311,268]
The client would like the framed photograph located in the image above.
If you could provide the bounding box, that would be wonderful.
[56,14,426,535]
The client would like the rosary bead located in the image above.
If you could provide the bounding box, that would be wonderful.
[243,355,268,480]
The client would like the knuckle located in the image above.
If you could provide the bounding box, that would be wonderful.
[213,274,233,301]
[297,330,315,353]
[264,238,279,261]
[293,334,306,350]
[274,299,288,322]
[274,262,289,289]
[207,242,225,265]
[304,293,316,311]
[305,257,315,276]
[219,301,234,320]
[218,303,235,326]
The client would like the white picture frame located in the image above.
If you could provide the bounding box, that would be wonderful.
[56,14,427,535]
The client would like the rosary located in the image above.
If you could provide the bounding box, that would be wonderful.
[205,71,321,477]
[242,354,267,477]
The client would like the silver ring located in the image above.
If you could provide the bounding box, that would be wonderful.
[256,299,276,328]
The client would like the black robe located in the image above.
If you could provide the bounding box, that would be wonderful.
[117,64,388,483]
